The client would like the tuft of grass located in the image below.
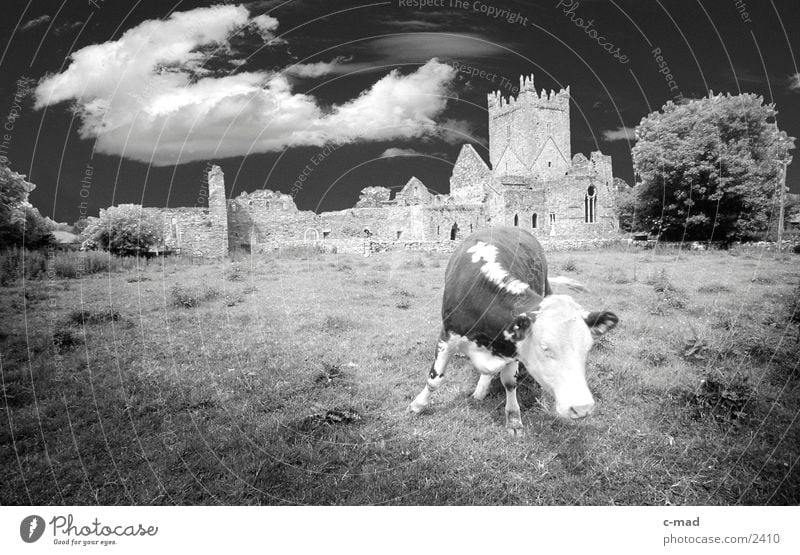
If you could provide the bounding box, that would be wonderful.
[646,267,674,292]
[52,327,82,353]
[170,285,200,308]
[697,283,731,294]
[561,258,579,272]
[227,263,244,282]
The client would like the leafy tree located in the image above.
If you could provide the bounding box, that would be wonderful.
[81,204,163,256]
[612,177,636,232]
[632,93,794,242]
[72,217,89,234]
[0,164,53,249]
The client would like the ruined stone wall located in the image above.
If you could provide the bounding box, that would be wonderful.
[317,206,427,241]
[146,166,228,257]
[153,206,222,257]
[227,189,318,248]
[422,204,484,241]
[502,186,546,233]
[450,144,491,204]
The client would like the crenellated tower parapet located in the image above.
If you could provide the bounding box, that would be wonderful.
[487,74,571,181]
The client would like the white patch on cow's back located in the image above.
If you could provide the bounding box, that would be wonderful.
[466,241,530,295]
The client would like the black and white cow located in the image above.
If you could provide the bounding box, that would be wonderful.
[408,227,618,435]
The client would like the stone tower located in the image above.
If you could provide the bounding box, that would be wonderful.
[487,74,571,182]
[207,165,229,257]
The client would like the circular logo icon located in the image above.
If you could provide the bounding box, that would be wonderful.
[20,515,45,543]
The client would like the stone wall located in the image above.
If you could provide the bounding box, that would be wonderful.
[419,204,482,241]
[227,188,317,248]
[450,144,491,203]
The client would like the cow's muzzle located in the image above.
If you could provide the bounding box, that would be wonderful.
[567,402,595,419]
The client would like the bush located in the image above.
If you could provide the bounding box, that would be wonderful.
[81,204,163,256]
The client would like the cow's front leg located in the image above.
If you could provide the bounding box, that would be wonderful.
[471,373,494,400]
[500,361,523,436]
[408,331,452,414]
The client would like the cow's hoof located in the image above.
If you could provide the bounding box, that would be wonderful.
[506,418,523,437]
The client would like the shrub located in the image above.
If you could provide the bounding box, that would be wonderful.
[81,204,163,256]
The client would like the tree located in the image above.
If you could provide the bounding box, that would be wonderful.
[612,177,636,232]
[72,217,89,234]
[631,93,795,242]
[0,164,54,249]
[81,204,163,256]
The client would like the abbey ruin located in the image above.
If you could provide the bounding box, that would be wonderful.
[148,74,620,256]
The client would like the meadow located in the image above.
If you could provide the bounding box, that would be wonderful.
[1,244,798,505]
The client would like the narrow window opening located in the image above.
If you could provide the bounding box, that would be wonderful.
[450,222,459,241]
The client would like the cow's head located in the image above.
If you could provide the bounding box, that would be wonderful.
[508,295,618,420]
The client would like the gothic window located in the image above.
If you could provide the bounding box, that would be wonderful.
[531,213,538,228]
[437,225,440,236]
[548,161,551,167]
[585,185,597,223]
[513,214,519,226]
[549,213,556,225]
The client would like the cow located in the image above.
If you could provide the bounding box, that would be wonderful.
[407,227,618,436]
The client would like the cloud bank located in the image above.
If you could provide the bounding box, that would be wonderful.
[34,5,459,166]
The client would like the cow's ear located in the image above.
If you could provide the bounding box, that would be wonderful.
[506,313,533,342]
[584,311,619,337]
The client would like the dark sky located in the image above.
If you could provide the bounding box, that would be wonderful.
[1,0,798,224]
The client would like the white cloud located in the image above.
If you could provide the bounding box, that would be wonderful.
[21,14,51,31]
[379,147,424,158]
[788,72,800,93]
[250,13,282,43]
[284,56,375,78]
[34,6,459,166]
[601,126,637,142]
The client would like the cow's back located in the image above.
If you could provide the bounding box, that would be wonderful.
[442,227,548,356]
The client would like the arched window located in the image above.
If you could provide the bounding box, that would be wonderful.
[437,225,440,236]
[513,214,519,226]
[531,213,538,229]
[585,185,597,223]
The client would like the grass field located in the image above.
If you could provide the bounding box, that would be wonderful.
[1,245,798,505]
